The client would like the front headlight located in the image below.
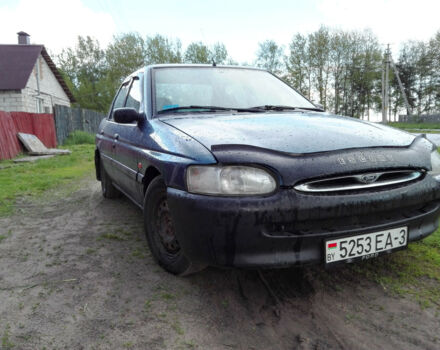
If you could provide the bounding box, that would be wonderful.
[186,165,277,195]
[429,150,440,180]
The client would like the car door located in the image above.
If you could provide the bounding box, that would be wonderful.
[111,76,145,204]
[99,82,130,181]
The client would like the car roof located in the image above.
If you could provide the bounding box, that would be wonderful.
[145,63,266,71]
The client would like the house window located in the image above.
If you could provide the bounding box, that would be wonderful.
[36,97,44,113]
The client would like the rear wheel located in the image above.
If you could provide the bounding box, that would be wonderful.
[100,160,120,199]
[143,176,204,276]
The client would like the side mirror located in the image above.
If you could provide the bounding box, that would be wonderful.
[113,108,141,123]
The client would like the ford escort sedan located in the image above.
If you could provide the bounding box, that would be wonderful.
[95,64,440,275]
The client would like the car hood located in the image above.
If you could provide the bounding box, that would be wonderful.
[161,112,415,154]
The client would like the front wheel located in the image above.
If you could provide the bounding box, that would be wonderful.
[143,176,204,276]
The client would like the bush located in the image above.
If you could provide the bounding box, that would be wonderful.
[63,131,95,145]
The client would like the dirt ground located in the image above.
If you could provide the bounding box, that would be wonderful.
[1,176,439,350]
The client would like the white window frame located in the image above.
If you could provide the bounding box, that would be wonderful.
[36,97,44,113]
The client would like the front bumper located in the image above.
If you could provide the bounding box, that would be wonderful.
[167,176,440,268]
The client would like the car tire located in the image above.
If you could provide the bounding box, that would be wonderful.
[143,176,204,276]
[100,160,121,199]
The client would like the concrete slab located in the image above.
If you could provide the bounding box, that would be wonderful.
[13,155,55,163]
[28,149,71,156]
[17,132,71,155]
[17,132,48,153]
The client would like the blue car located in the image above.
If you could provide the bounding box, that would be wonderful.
[95,64,440,275]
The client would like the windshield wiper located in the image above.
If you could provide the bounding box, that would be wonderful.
[296,107,325,112]
[157,105,264,114]
[247,105,298,111]
[248,105,324,112]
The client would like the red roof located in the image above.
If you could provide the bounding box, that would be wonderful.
[0,44,75,102]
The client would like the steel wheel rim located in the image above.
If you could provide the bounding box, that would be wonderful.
[154,198,180,257]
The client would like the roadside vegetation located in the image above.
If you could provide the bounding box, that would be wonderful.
[388,122,440,132]
[0,131,95,216]
[63,130,95,146]
[348,228,440,308]
[343,149,440,307]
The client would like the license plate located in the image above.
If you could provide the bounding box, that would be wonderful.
[325,227,408,264]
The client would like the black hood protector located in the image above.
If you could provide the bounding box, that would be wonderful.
[211,135,433,186]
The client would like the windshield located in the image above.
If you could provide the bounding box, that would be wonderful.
[153,67,316,114]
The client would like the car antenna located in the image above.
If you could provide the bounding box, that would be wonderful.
[212,60,216,67]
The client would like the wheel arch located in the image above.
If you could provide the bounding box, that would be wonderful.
[94,148,101,181]
[143,166,161,194]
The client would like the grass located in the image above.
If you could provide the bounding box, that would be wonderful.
[0,229,13,243]
[350,228,440,307]
[346,148,440,307]
[63,130,95,146]
[97,233,126,241]
[160,292,176,301]
[172,320,184,335]
[86,248,97,255]
[131,248,146,258]
[0,144,95,216]
[1,324,14,349]
[388,122,440,131]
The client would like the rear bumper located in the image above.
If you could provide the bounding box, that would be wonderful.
[167,177,440,268]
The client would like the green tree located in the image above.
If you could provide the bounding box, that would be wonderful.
[209,42,228,64]
[393,32,440,116]
[285,33,311,97]
[57,36,109,112]
[145,34,182,64]
[309,26,331,109]
[184,42,210,63]
[329,30,351,114]
[105,32,146,92]
[255,40,284,74]
[429,31,440,111]
[285,28,382,118]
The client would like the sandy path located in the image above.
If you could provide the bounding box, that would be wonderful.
[0,176,439,349]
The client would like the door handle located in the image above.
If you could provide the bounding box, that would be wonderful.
[114,133,119,140]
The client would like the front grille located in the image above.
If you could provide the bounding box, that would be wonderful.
[294,170,423,193]
[262,201,438,238]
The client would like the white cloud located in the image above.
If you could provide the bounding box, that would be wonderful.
[0,0,116,55]
[318,0,440,48]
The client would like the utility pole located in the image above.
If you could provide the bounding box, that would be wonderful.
[382,44,390,123]
[391,59,412,117]
[381,59,385,122]
[381,44,412,122]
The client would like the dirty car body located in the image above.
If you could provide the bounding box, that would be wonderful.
[95,64,440,275]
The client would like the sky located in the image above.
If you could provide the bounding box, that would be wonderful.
[0,0,439,63]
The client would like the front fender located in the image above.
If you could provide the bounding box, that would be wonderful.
[137,119,217,190]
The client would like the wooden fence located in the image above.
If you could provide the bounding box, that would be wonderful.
[399,114,440,123]
[0,111,56,160]
[53,105,106,145]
